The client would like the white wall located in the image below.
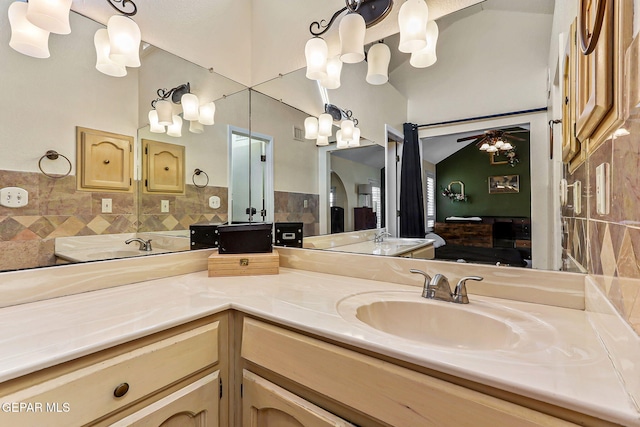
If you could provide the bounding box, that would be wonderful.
[391,8,553,124]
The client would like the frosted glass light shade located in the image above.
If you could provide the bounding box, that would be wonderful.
[148,110,165,133]
[26,0,72,34]
[410,20,439,68]
[366,43,391,85]
[304,117,319,139]
[318,113,333,137]
[107,15,141,68]
[494,139,504,149]
[305,37,328,80]
[348,127,361,147]
[316,135,329,146]
[181,93,200,121]
[8,2,50,59]
[479,143,490,151]
[155,100,173,126]
[336,130,348,149]
[398,0,429,53]
[198,102,216,125]
[189,120,204,134]
[486,145,498,153]
[321,57,342,89]
[339,13,366,63]
[501,143,513,151]
[167,115,183,137]
[94,29,127,77]
[341,119,355,141]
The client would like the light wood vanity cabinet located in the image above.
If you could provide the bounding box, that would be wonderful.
[398,244,435,259]
[0,315,228,427]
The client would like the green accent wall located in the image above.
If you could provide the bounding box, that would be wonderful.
[435,135,531,221]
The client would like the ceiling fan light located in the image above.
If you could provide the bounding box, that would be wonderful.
[148,110,165,133]
[501,142,513,151]
[181,93,200,121]
[8,2,50,59]
[304,116,319,139]
[320,56,342,89]
[318,113,333,137]
[479,143,490,151]
[305,37,328,80]
[348,127,361,147]
[398,0,429,53]
[107,15,141,68]
[366,43,391,85]
[316,135,329,146]
[26,0,72,35]
[94,29,127,77]
[486,145,498,153]
[167,115,183,137]
[198,102,216,125]
[339,12,366,63]
[494,139,504,149]
[155,100,174,126]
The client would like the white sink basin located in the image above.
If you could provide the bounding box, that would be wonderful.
[337,291,556,352]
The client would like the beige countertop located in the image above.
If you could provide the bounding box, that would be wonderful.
[0,263,638,425]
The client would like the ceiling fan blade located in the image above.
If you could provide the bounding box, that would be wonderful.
[457,134,484,142]
[473,136,489,146]
[506,134,526,141]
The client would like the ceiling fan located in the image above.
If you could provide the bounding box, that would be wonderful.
[456,128,527,153]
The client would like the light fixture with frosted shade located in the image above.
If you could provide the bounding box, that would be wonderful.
[318,113,333,137]
[181,93,200,121]
[198,102,216,125]
[316,135,329,146]
[148,110,165,133]
[398,0,429,53]
[167,115,183,137]
[321,57,342,89]
[339,12,366,63]
[189,120,204,134]
[304,117,319,139]
[501,142,513,151]
[366,42,391,85]
[336,130,348,149]
[26,0,72,35]
[479,143,490,151]
[8,2,50,59]
[107,15,141,68]
[94,29,127,77]
[348,127,361,147]
[341,119,355,141]
[305,37,328,80]
[494,139,504,149]
[155,100,173,126]
[486,145,498,153]
[410,20,439,68]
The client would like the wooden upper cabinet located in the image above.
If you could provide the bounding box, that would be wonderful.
[76,127,134,192]
[562,20,583,169]
[574,0,632,151]
[143,139,185,194]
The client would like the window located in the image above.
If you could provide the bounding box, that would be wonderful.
[425,171,435,230]
[371,184,382,229]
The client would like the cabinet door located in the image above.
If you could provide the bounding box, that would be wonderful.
[242,370,354,427]
[77,127,134,192]
[143,139,185,194]
[109,372,219,427]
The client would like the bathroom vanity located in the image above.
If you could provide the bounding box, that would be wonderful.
[0,248,638,426]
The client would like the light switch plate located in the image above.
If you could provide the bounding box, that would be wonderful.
[0,187,28,208]
[101,198,112,213]
[573,181,582,215]
[596,163,610,215]
[161,200,170,213]
[209,196,220,209]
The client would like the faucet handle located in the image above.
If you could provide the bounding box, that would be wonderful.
[453,276,483,304]
[145,239,153,251]
[410,269,432,298]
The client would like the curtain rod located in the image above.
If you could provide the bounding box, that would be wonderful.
[416,107,547,129]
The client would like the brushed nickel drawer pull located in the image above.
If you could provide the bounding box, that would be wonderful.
[113,382,130,398]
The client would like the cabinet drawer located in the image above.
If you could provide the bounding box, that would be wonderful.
[0,321,219,427]
[241,318,578,427]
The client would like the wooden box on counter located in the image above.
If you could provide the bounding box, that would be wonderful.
[208,249,279,277]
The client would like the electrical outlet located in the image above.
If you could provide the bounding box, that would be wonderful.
[208,196,220,209]
[303,199,308,208]
[161,200,170,213]
[101,198,112,213]
[0,187,28,208]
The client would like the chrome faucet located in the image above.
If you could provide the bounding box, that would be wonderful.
[410,269,483,304]
[125,237,153,251]
[373,231,392,243]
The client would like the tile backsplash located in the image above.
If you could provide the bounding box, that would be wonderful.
[0,170,320,271]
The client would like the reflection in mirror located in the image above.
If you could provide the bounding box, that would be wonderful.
[0,11,248,272]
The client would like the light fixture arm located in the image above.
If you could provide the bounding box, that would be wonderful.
[151,82,191,108]
[106,0,138,17]
[309,0,393,36]
[325,103,359,126]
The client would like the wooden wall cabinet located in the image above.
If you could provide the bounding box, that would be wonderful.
[76,127,134,192]
[143,139,185,194]
[562,20,585,171]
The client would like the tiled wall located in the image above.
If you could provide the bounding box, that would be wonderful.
[562,116,640,334]
[0,169,320,271]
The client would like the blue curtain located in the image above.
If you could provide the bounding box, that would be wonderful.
[400,123,426,238]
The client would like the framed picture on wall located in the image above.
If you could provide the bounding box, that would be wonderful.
[488,175,519,194]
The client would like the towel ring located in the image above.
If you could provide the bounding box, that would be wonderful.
[578,0,606,55]
[192,168,209,188]
[38,150,72,179]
